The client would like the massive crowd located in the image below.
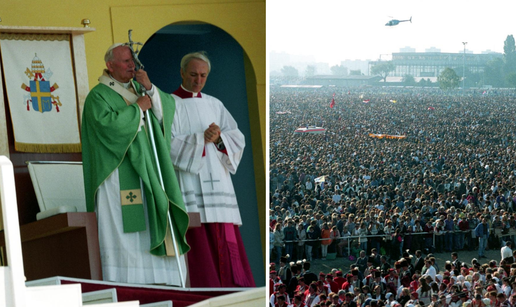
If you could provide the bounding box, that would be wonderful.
[268,85,516,307]
[269,249,516,307]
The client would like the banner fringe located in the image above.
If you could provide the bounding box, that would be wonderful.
[14,142,81,153]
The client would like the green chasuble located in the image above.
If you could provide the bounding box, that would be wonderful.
[81,80,190,257]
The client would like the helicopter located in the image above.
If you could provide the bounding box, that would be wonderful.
[385,16,412,26]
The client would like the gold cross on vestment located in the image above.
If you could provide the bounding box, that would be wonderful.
[126,191,138,203]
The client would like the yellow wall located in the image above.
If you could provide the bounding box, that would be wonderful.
[0,0,265,271]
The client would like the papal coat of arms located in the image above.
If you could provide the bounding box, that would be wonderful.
[21,53,62,113]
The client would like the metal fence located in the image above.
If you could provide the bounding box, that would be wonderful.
[278,228,516,256]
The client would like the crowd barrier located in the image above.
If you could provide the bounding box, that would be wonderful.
[278,228,516,258]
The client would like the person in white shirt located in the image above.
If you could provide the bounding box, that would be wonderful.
[501,241,513,261]
[305,179,313,191]
[332,192,342,203]
[424,259,437,281]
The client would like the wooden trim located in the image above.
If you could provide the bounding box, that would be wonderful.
[0,25,95,35]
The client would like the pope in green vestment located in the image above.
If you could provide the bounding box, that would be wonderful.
[82,53,190,284]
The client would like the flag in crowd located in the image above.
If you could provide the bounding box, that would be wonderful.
[314,175,326,183]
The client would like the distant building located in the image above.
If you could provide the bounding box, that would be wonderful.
[269,51,322,76]
[312,62,331,75]
[425,47,441,53]
[369,51,503,78]
[481,49,498,54]
[340,59,371,75]
[399,46,416,53]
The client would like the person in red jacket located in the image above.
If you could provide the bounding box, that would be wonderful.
[458,217,469,250]
[334,271,346,289]
[294,277,308,301]
[384,268,399,294]
[341,274,353,291]
[270,270,282,297]
[270,284,290,307]
[325,274,339,294]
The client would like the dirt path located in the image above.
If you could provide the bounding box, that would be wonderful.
[308,248,501,276]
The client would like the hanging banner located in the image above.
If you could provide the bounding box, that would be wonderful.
[0,33,81,153]
[368,133,406,139]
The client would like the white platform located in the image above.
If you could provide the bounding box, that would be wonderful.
[26,276,266,307]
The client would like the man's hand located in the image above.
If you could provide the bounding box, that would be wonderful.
[134,69,152,91]
[136,95,152,112]
[204,122,221,143]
